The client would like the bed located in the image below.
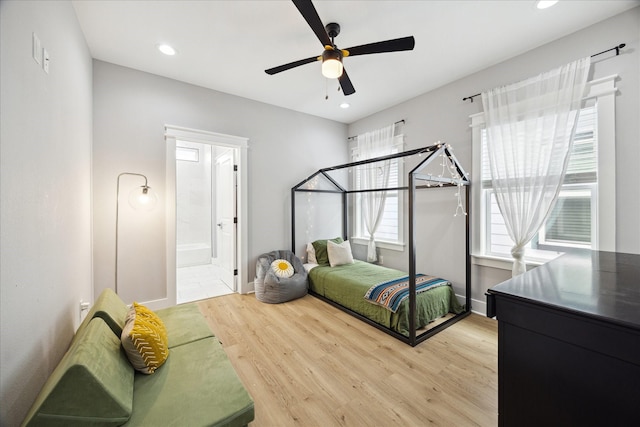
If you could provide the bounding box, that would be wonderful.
[291,143,471,346]
[307,259,464,337]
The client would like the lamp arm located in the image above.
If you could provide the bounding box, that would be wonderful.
[115,172,149,295]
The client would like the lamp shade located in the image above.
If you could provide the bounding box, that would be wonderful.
[321,49,343,79]
[128,185,158,211]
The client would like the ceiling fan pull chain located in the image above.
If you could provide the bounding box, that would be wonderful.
[325,78,329,100]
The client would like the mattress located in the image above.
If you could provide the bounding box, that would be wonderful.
[308,260,464,337]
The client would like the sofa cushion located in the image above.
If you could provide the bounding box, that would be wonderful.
[124,337,254,427]
[22,318,134,426]
[155,303,215,348]
[121,303,169,374]
[77,290,214,350]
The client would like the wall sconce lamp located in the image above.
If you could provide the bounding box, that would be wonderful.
[115,172,158,295]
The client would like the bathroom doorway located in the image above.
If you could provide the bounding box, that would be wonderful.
[175,140,236,303]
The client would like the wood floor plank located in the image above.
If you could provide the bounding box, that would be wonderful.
[198,293,498,426]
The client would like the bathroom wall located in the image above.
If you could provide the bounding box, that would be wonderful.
[176,141,213,267]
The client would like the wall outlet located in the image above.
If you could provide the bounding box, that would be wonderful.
[79,300,90,323]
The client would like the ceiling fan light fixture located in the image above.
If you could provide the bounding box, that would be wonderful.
[321,49,343,79]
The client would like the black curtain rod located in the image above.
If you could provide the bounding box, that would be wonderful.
[462,42,626,103]
[347,120,405,141]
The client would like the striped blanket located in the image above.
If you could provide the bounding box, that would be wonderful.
[364,274,450,313]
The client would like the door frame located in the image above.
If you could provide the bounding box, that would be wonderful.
[165,125,249,305]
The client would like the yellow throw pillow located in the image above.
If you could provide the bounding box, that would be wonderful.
[121,302,169,374]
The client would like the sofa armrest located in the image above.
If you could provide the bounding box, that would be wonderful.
[75,288,128,339]
[22,318,134,426]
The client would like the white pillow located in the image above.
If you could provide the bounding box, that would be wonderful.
[271,259,294,278]
[303,263,319,272]
[327,240,355,267]
[306,242,317,264]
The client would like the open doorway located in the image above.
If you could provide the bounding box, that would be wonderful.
[165,125,249,307]
[175,140,236,303]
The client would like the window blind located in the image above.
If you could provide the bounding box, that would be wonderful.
[481,105,597,186]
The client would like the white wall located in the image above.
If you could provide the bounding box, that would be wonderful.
[347,7,640,308]
[2,4,636,425]
[0,1,93,425]
[92,60,347,304]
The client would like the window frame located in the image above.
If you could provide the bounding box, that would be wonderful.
[470,75,617,270]
[536,184,596,250]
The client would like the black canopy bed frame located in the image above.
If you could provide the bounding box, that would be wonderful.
[291,142,471,346]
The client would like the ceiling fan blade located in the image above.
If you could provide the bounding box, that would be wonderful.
[339,69,355,96]
[292,0,332,47]
[265,55,319,75]
[343,36,415,57]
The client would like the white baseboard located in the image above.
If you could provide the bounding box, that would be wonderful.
[470,297,487,317]
[457,294,488,317]
[245,281,255,294]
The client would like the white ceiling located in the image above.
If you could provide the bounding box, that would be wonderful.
[72,0,638,124]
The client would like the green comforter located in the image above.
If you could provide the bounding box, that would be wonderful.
[308,260,464,337]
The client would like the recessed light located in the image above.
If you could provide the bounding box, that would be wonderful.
[536,0,559,9]
[157,44,176,56]
[340,103,350,109]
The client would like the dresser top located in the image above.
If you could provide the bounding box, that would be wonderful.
[488,251,640,330]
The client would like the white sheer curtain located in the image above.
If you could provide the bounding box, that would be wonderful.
[356,124,395,262]
[481,57,590,276]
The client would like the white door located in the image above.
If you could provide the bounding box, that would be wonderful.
[215,149,236,290]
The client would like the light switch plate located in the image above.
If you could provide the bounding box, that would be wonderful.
[32,32,41,64]
[43,48,49,73]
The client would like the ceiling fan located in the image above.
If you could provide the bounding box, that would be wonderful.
[265,0,415,96]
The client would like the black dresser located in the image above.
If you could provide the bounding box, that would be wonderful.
[486,251,640,427]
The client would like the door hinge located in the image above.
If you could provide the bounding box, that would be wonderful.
[233,217,237,224]
[233,164,238,172]
[234,269,238,276]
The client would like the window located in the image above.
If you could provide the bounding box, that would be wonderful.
[176,146,199,162]
[471,75,616,268]
[351,135,405,249]
[482,105,596,256]
[538,186,595,248]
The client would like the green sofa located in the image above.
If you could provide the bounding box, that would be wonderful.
[21,289,254,426]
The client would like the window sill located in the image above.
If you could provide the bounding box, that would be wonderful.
[472,251,564,271]
[350,237,405,252]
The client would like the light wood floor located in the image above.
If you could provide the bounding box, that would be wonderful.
[198,294,498,427]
